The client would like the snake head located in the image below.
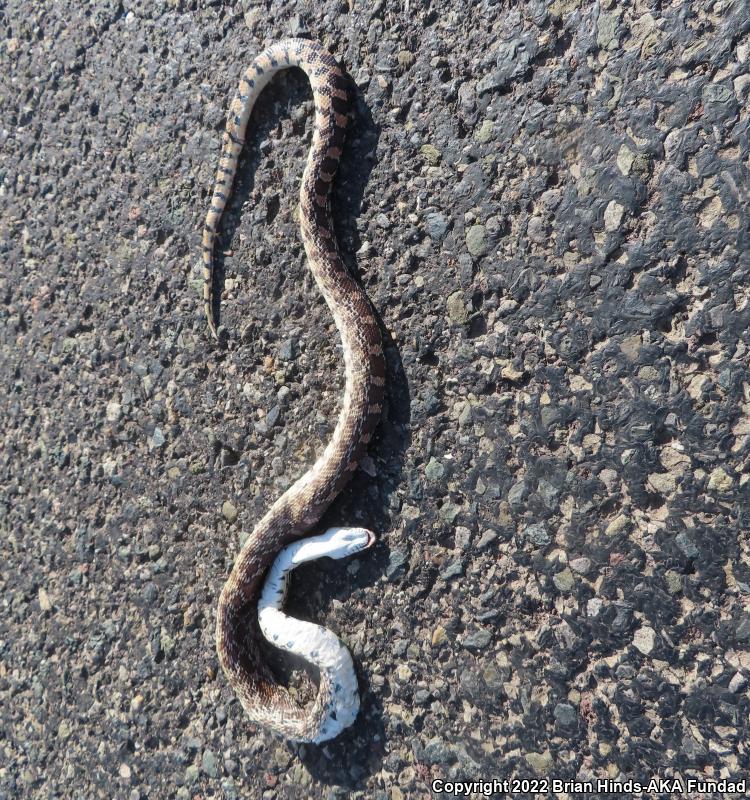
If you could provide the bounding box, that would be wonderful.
[323,527,376,560]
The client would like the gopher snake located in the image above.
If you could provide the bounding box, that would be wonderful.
[202,39,385,742]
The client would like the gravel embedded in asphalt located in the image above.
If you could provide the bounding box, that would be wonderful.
[1,1,750,796]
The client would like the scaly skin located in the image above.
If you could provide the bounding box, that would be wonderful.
[204,39,386,742]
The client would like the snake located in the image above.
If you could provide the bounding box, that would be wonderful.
[202,38,386,743]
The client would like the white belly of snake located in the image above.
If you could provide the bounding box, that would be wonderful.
[204,38,386,743]
[258,528,376,743]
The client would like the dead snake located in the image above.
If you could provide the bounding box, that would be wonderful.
[202,39,385,742]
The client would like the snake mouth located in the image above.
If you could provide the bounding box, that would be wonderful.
[365,530,377,549]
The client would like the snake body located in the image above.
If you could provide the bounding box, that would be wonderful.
[203,39,385,742]
[258,527,376,742]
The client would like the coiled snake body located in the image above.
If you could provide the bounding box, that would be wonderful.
[203,39,385,742]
